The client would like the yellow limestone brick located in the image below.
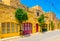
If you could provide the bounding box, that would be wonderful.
[2,0,10,5]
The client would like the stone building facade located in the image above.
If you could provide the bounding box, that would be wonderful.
[0,0,60,38]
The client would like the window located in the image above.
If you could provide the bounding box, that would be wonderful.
[7,22,10,33]
[11,22,14,33]
[36,10,40,16]
[37,12,39,16]
[15,24,18,32]
[1,23,6,34]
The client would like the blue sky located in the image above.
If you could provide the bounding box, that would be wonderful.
[20,0,60,19]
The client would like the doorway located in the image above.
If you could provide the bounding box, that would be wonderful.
[23,23,32,35]
[36,23,38,32]
[42,24,47,32]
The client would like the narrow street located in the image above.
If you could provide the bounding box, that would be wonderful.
[1,30,60,41]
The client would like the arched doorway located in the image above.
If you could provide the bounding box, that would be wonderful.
[22,23,32,35]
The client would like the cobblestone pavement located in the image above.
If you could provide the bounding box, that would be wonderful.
[1,30,60,41]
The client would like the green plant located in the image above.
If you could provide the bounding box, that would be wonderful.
[15,8,28,35]
[50,21,54,30]
[38,14,47,32]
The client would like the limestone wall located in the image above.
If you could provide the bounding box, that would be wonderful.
[0,4,17,23]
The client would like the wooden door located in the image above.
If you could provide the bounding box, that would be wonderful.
[36,23,38,32]
[23,23,32,35]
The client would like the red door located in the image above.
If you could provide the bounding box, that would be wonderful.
[23,23,32,35]
[36,23,38,32]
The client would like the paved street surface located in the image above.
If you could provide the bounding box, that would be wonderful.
[1,30,60,41]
